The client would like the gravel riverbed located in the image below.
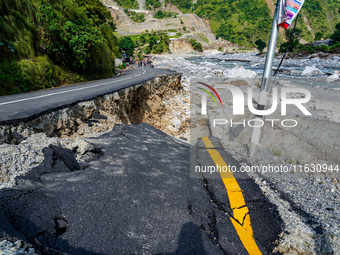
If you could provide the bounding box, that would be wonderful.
[153,52,340,254]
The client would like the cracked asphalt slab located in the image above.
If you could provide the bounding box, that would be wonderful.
[0,124,282,254]
[193,137,283,253]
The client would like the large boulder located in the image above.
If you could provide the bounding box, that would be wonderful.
[332,56,340,61]
[325,74,340,83]
[301,66,323,76]
[115,58,123,67]
[224,65,258,79]
[223,65,259,86]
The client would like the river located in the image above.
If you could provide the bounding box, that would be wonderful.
[185,52,340,88]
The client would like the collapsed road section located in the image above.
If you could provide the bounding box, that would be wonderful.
[0,66,182,144]
[0,124,282,255]
[0,66,282,254]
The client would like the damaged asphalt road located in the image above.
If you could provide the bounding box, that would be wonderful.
[0,66,178,125]
[0,124,282,254]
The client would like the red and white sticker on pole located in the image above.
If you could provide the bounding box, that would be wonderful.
[278,0,305,29]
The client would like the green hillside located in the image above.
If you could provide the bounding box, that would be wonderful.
[164,0,340,46]
[0,0,119,96]
[116,0,139,9]
[303,0,340,38]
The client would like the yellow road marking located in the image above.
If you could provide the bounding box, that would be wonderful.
[202,137,262,255]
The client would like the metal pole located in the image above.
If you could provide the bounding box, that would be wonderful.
[249,0,280,157]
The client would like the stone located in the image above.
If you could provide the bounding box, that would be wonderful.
[224,65,258,79]
[332,56,340,61]
[325,74,340,83]
[115,58,123,68]
[330,114,340,123]
[14,240,23,248]
[301,66,323,76]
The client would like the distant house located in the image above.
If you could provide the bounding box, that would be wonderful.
[168,32,176,36]
[312,39,336,46]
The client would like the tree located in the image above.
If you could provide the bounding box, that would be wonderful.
[285,28,303,40]
[148,36,157,48]
[139,34,147,45]
[314,32,323,41]
[119,37,135,57]
[331,22,340,42]
[336,22,340,31]
[37,0,117,74]
[146,0,161,8]
[216,23,233,41]
[255,39,266,53]
[115,0,139,9]
[331,30,340,42]
[189,39,203,52]
[154,10,165,19]
[279,28,302,53]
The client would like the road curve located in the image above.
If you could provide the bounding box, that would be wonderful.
[0,66,178,125]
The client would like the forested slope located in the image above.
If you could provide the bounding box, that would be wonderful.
[0,0,119,96]
[302,0,340,37]
[142,0,340,46]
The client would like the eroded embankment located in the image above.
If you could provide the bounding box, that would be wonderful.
[0,74,183,145]
[0,73,191,188]
[0,73,191,254]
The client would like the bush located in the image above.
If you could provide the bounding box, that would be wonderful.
[330,42,340,53]
[255,39,266,53]
[189,39,203,52]
[169,0,192,12]
[115,0,139,9]
[279,39,300,53]
[154,10,175,19]
[0,56,82,96]
[330,22,340,42]
[126,10,146,23]
[0,61,30,96]
[314,32,323,41]
[146,0,161,8]
[18,56,62,90]
[154,10,164,19]
[139,34,147,45]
